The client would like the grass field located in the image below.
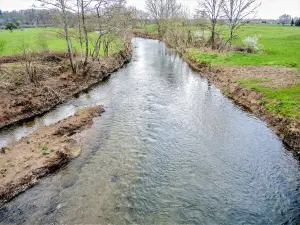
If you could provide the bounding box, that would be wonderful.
[0,28,123,56]
[187,24,300,70]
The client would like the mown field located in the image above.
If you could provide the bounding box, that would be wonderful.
[0,28,123,56]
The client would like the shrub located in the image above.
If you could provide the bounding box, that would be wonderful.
[242,35,264,52]
[15,39,38,83]
[5,22,18,32]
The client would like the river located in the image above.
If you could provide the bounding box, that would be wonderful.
[0,38,300,224]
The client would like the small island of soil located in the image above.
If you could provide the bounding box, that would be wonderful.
[0,105,103,205]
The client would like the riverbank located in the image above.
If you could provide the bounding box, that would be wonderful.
[133,32,300,152]
[0,46,132,129]
[0,105,103,205]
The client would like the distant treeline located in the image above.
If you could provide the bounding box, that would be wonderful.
[0,9,75,27]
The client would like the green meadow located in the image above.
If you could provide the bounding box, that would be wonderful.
[188,24,300,70]
[0,28,123,56]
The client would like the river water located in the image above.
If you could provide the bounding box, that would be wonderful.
[1,38,300,224]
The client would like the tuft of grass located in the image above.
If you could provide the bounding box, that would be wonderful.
[41,145,48,151]
[238,78,300,120]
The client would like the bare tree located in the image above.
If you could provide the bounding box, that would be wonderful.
[89,0,126,58]
[134,9,150,29]
[78,0,92,66]
[146,0,182,37]
[279,14,292,26]
[36,0,76,74]
[165,5,192,49]
[102,3,134,55]
[16,39,37,83]
[222,0,260,45]
[76,0,84,57]
[197,0,224,49]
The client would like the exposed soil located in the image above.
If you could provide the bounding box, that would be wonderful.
[134,32,300,152]
[0,105,103,205]
[0,47,132,128]
[215,65,299,88]
[133,31,162,40]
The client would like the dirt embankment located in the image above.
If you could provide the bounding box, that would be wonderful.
[133,31,161,40]
[134,32,300,152]
[0,105,103,205]
[0,47,132,129]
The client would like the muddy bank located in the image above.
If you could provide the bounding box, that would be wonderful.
[0,47,132,129]
[133,31,161,40]
[0,105,103,205]
[134,33,300,152]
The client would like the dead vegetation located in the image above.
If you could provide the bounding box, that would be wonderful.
[0,44,132,128]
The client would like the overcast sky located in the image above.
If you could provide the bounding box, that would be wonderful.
[0,0,299,19]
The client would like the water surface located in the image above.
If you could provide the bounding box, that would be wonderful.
[1,38,300,225]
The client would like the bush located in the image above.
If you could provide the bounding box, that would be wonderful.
[242,35,263,52]
[15,39,38,83]
[5,22,18,32]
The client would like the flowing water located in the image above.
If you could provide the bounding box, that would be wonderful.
[0,38,300,225]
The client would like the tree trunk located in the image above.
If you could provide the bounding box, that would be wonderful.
[211,22,216,49]
[95,8,102,58]
[229,28,233,45]
[61,0,75,74]
[77,0,83,57]
[81,0,89,66]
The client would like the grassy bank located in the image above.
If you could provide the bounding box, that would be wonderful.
[187,24,300,122]
[237,78,300,120]
[0,28,123,56]
[138,24,300,122]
